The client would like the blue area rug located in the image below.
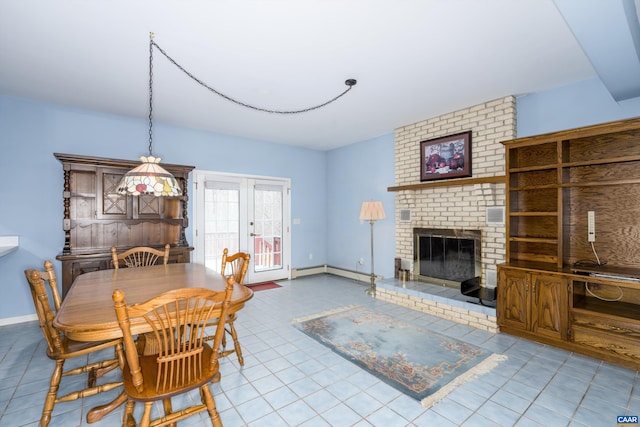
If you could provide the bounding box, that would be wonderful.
[292,305,506,408]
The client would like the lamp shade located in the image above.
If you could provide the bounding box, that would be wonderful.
[359,201,386,221]
[116,156,182,197]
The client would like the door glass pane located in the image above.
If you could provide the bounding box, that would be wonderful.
[204,183,240,272]
[253,186,282,272]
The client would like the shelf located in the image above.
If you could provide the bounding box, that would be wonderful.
[509,236,558,244]
[387,175,505,192]
[510,184,558,191]
[69,193,97,198]
[573,304,640,323]
[562,154,640,168]
[559,178,640,188]
[508,164,558,173]
[0,236,19,257]
[71,218,183,226]
[510,212,558,217]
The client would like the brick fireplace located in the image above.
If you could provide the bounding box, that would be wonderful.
[393,96,515,290]
[375,97,516,332]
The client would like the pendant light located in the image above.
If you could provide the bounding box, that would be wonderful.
[118,32,358,196]
[117,33,182,197]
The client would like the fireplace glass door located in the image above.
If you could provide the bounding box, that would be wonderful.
[414,228,481,287]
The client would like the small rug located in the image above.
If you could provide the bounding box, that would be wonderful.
[292,305,506,408]
[246,281,282,291]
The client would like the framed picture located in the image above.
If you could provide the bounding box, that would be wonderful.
[420,131,472,181]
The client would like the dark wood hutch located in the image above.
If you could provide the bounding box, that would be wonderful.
[55,153,195,297]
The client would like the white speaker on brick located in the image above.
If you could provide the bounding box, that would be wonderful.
[486,206,505,225]
[400,209,411,222]
[486,269,497,288]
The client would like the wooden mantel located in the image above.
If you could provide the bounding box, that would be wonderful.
[387,175,506,192]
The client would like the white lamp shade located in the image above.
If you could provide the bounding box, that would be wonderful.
[359,201,386,221]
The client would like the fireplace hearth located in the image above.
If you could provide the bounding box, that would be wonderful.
[413,228,481,289]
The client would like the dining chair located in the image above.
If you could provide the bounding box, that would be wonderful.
[205,248,251,365]
[24,261,124,427]
[112,279,235,427]
[111,244,172,355]
[111,243,170,269]
[221,248,251,284]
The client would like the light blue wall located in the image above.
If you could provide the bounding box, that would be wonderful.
[517,77,640,137]
[0,95,328,320]
[326,134,396,278]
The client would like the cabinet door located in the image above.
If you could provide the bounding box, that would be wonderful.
[97,168,169,220]
[497,268,530,331]
[136,194,165,219]
[97,168,129,219]
[531,273,568,341]
[62,258,111,297]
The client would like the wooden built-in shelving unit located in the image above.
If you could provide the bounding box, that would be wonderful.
[498,116,640,370]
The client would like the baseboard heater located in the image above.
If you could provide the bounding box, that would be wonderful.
[292,265,377,283]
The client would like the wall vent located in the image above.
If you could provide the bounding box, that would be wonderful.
[486,206,505,225]
[400,209,411,222]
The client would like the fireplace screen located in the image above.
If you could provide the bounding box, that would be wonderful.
[414,228,481,288]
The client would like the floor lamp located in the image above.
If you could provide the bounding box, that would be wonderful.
[359,201,386,296]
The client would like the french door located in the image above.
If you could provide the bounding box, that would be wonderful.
[193,171,291,284]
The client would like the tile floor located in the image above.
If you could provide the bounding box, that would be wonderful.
[1,273,638,426]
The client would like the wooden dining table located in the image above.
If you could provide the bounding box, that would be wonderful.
[53,262,253,422]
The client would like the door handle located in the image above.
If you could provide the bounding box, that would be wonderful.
[250,233,257,237]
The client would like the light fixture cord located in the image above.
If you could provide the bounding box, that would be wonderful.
[148,34,155,157]
[150,39,357,114]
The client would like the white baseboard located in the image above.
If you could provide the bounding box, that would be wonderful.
[0,313,37,326]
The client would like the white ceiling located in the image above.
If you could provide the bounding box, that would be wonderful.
[0,1,638,150]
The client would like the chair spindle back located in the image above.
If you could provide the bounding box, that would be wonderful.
[113,282,234,394]
[221,248,251,285]
[24,266,63,355]
[111,244,170,269]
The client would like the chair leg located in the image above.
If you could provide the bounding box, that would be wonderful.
[140,402,153,427]
[162,399,176,427]
[87,360,119,388]
[115,341,125,370]
[40,359,64,427]
[88,342,125,388]
[221,325,227,349]
[226,313,244,366]
[86,391,128,424]
[124,400,136,427]
[201,384,222,427]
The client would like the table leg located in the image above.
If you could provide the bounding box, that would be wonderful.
[86,391,128,423]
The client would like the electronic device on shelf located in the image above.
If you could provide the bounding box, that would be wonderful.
[571,268,640,282]
[587,273,640,282]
